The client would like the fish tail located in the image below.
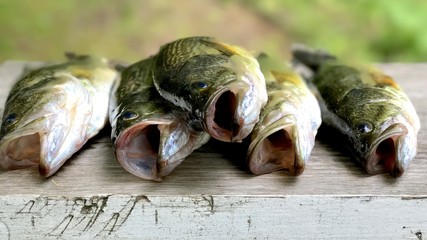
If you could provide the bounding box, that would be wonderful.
[291,44,336,72]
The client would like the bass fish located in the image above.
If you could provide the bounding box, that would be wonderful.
[247,54,321,176]
[152,36,268,142]
[0,53,119,177]
[109,57,210,181]
[292,46,420,177]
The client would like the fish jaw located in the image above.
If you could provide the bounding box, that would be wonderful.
[38,121,77,177]
[157,122,210,177]
[204,79,264,143]
[0,117,71,176]
[247,117,307,176]
[364,123,415,177]
[114,119,174,181]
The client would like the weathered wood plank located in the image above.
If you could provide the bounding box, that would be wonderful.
[0,194,426,239]
[0,61,426,239]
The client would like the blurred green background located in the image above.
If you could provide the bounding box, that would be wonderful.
[1,0,426,63]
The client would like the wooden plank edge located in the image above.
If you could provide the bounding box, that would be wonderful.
[0,194,426,239]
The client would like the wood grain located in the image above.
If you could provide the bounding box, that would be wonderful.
[0,61,426,239]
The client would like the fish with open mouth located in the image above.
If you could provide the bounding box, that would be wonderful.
[152,36,268,142]
[0,53,119,177]
[292,46,420,177]
[246,53,321,176]
[109,57,210,181]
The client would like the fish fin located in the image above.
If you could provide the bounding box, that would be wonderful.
[256,52,269,59]
[271,70,305,87]
[111,62,129,72]
[201,38,254,58]
[256,52,304,87]
[369,71,401,90]
[64,52,91,61]
[291,43,336,72]
[68,67,93,80]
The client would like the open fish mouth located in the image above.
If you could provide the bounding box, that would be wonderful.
[247,119,304,176]
[0,124,71,177]
[0,132,41,170]
[114,120,173,181]
[0,116,54,175]
[365,123,409,177]
[205,81,258,142]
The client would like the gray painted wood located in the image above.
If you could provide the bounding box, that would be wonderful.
[0,61,426,239]
[0,195,426,239]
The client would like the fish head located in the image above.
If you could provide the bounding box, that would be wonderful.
[344,101,416,177]
[112,96,177,181]
[248,104,318,176]
[172,53,267,142]
[0,74,91,176]
[153,38,267,142]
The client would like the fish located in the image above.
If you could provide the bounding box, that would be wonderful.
[109,57,210,181]
[292,46,420,177]
[152,36,268,142]
[0,53,119,177]
[246,53,322,176]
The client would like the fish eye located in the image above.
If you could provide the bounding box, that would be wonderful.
[191,81,209,89]
[356,121,373,134]
[122,111,138,120]
[3,113,18,126]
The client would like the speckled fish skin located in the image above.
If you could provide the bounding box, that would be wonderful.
[292,46,420,177]
[0,53,119,177]
[152,36,268,142]
[109,57,210,181]
[247,54,321,176]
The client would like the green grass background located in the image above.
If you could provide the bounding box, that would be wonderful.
[1,0,426,63]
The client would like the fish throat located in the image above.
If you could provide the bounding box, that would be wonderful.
[213,91,240,138]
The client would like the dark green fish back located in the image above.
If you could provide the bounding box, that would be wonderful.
[314,63,407,115]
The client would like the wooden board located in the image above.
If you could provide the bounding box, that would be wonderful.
[0,61,426,239]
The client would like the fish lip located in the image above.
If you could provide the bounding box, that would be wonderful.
[114,119,174,181]
[364,123,408,176]
[204,81,256,142]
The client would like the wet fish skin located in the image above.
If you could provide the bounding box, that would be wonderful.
[0,54,119,176]
[292,46,420,177]
[247,54,321,176]
[152,36,268,142]
[110,57,209,181]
